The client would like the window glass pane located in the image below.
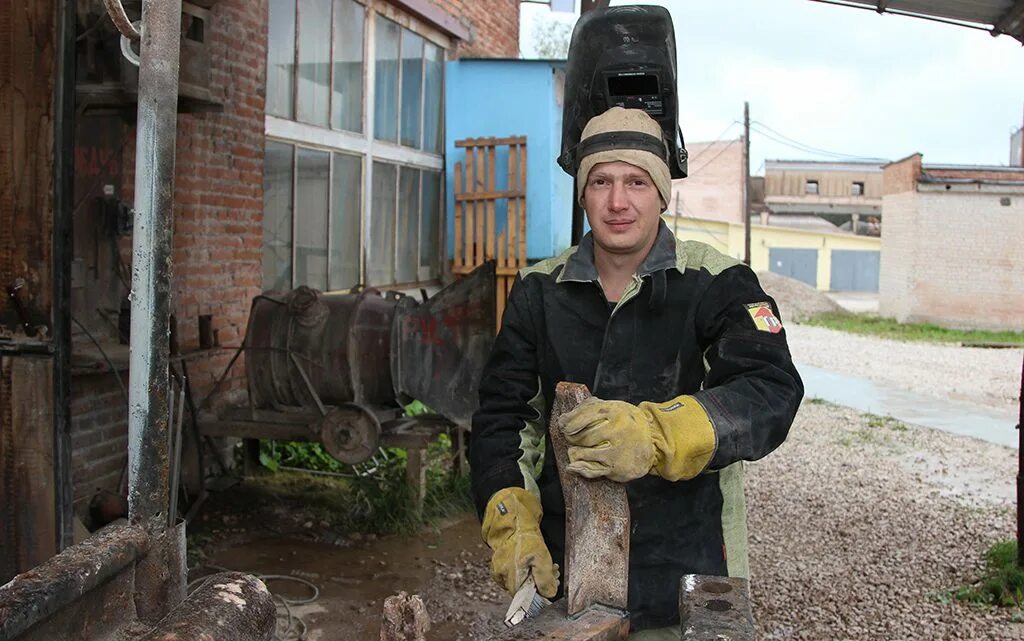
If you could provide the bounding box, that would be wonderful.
[374,16,400,142]
[399,30,423,148]
[330,153,362,290]
[332,0,364,132]
[397,167,420,283]
[420,170,441,278]
[297,0,331,126]
[263,141,294,290]
[423,42,443,153]
[369,162,397,285]
[267,0,296,118]
[295,148,330,289]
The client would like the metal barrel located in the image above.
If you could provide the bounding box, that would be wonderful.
[245,287,409,411]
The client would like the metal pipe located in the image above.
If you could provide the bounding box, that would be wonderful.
[0,524,149,640]
[53,0,78,552]
[127,0,182,534]
[1017,353,1023,567]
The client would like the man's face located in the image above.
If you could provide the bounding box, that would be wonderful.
[583,160,664,259]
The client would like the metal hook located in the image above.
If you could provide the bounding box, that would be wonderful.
[120,20,143,67]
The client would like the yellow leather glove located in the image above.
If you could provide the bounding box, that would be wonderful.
[481,487,559,598]
[559,395,717,482]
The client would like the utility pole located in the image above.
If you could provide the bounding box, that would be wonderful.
[743,102,751,266]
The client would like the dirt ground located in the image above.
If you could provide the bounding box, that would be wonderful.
[187,480,507,641]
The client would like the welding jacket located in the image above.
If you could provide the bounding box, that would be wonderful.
[470,221,803,630]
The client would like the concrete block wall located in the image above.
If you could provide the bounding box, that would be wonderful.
[878,191,918,322]
[669,139,744,224]
[881,189,1024,330]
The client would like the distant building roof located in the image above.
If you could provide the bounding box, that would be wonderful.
[765,159,886,173]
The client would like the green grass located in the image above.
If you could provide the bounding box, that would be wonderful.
[949,540,1024,611]
[805,312,1024,346]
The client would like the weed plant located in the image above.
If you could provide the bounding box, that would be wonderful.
[950,540,1024,611]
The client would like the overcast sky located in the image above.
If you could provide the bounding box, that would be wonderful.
[520,0,1024,174]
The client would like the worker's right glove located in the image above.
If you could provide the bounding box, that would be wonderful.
[481,487,560,598]
[559,395,717,483]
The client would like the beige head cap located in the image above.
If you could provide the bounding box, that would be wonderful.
[575,106,672,210]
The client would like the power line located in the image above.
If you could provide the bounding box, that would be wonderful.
[749,122,888,162]
[686,138,741,177]
[684,121,742,166]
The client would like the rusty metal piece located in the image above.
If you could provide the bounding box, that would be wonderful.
[391,261,496,426]
[549,382,630,616]
[134,520,186,624]
[380,591,431,641]
[138,572,276,641]
[103,0,141,41]
[678,575,755,640]
[0,523,149,640]
[319,404,381,464]
[494,599,629,641]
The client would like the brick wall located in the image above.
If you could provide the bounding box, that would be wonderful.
[882,154,921,196]
[70,0,267,499]
[880,188,1024,330]
[432,0,520,58]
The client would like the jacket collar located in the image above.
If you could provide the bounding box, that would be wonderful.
[557,220,678,284]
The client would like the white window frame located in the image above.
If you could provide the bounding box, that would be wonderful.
[264,0,449,292]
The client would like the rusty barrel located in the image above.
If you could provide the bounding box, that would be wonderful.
[245,287,411,411]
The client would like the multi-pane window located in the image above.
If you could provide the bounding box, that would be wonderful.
[268,0,365,131]
[264,0,446,291]
[262,141,365,292]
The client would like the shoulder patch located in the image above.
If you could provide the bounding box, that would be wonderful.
[745,302,783,333]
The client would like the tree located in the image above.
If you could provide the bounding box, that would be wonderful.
[533,19,574,59]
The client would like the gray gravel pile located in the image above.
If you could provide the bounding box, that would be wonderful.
[787,323,1023,412]
[756,271,845,322]
[747,400,1022,640]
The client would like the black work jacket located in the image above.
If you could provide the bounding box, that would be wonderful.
[470,222,803,630]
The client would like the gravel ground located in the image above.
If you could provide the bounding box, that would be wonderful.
[748,400,1021,640]
[786,323,1023,412]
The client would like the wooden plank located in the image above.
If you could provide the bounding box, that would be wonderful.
[454,135,527,148]
[507,144,516,272]
[486,144,496,261]
[549,382,630,616]
[466,145,477,269]
[474,145,484,266]
[453,161,463,270]
[518,143,527,267]
[454,190,525,202]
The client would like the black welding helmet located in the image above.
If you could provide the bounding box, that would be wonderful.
[557,5,687,179]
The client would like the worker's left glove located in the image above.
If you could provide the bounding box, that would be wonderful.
[559,396,716,483]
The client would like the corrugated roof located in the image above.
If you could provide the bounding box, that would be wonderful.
[812,0,1024,42]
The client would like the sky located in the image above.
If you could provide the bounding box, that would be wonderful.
[519,0,1024,174]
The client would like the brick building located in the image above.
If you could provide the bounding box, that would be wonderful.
[1,0,520,579]
[667,138,745,224]
[880,153,1024,330]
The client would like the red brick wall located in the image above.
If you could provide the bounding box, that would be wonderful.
[432,0,520,58]
[71,0,267,498]
[882,153,922,196]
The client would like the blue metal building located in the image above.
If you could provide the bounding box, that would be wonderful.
[444,58,573,263]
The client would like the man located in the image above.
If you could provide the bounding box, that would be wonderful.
[470,107,803,639]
